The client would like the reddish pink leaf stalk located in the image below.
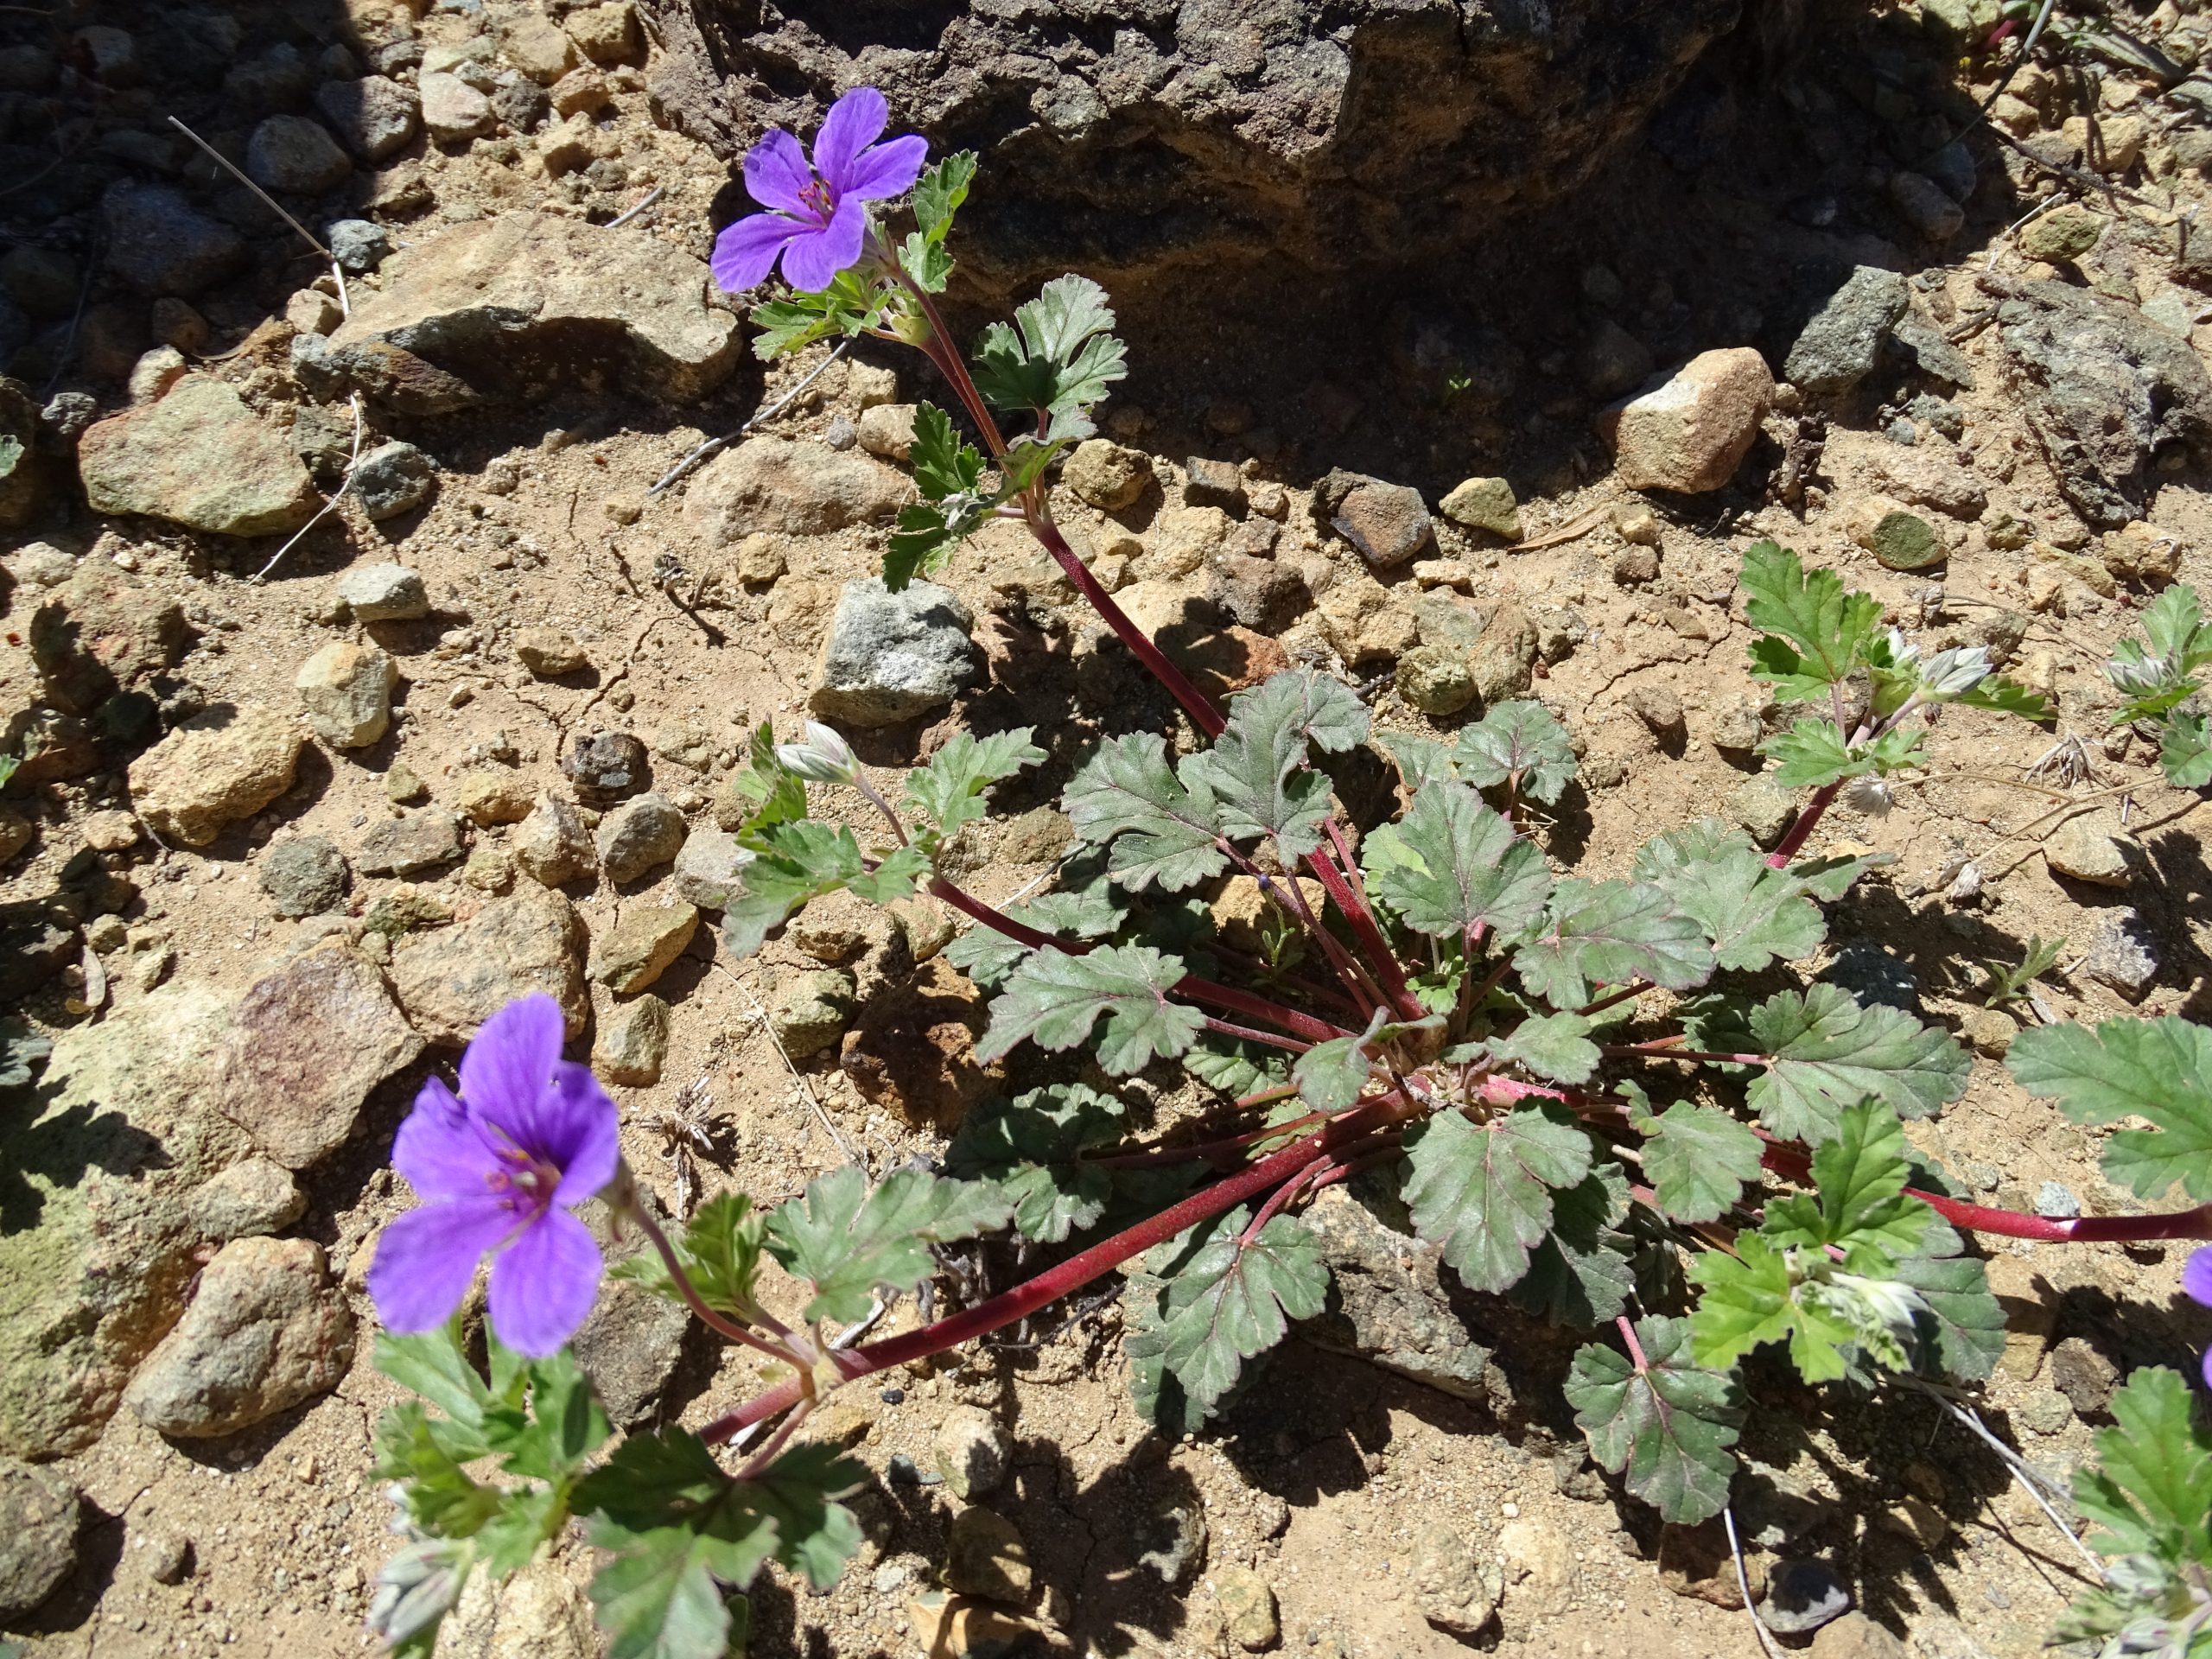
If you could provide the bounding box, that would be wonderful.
[699,1100,1408,1446]
[1765,781,1842,869]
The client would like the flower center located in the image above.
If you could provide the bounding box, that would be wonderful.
[799,176,835,221]
[487,1145,562,1213]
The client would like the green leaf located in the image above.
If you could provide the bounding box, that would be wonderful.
[2008,1017,2212,1202]
[1064,734,1228,893]
[1376,731,1457,792]
[2161,711,2211,788]
[1486,1011,1600,1085]
[1635,1100,1764,1224]
[1293,1009,1386,1113]
[747,268,890,359]
[1954,676,2053,720]
[374,1325,492,1439]
[944,1082,1126,1243]
[372,1404,502,1538]
[1452,701,1579,804]
[1687,1236,1805,1373]
[1894,1218,2005,1382]
[1363,781,1552,943]
[901,727,1045,850]
[1141,1206,1330,1416]
[726,723,809,837]
[912,151,976,245]
[1758,718,1870,789]
[884,497,988,591]
[580,1434,863,1659]
[1185,671,1368,862]
[898,232,952,294]
[764,1165,1012,1324]
[1740,541,1883,696]
[494,1348,610,1485]
[1633,820,1870,971]
[612,1193,767,1322]
[971,274,1128,435]
[722,823,931,959]
[1691,984,1970,1144]
[1402,1104,1593,1294]
[908,403,985,503]
[1511,1162,1634,1325]
[2072,1366,2212,1565]
[976,941,1206,1075]
[1759,1100,1930,1272]
[1566,1315,1744,1526]
[1514,878,1713,1009]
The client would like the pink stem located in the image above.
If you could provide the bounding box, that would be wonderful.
[1202,1014,1312,1054]
[1303,842,1421,1019]
[1766,781,1842,868]
[1615,1314,1649,1372]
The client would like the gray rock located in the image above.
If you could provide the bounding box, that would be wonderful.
[810,577,977,727]
[1206,549,1305,631]
[245,114,352,194]
[512,794,596,887]
[493,77,553,133]
[123,1236,353,1437]
[595,791,685,884]
[101,181,247,296]
[356,808,465,876]
[671,823,751,910]
[572,1207,689,1426]
[1577,317,1655,398]
[1410,1521,1502,1638]
[1137,1502,1206,1586]
[1759,1560,1851,1636]
[2050,1335,2116,1414]
[391,884,588,1043]
[1923,140,1978,204]
[1891,309,1977,390]
[0,1459,78,1618]
[0,982,257,1455]
[260,836,351,916]
[1888,170,1963,241]
[1183,455,1247,513]
[2083,906,2159,1001]
[213,944,424,1169]
[563,728,649,799]
[336,561,429,621]
[328,216,739,403]
[1818,941,1919,1014]
[327,218,391,275]
[351,440,435,520]
[645,1,1738,307]
[932,1403,1010,1499]
[1730,771,1799,848]
[592,994,670,1086]
[1783,265,1909,397]
[1999,280,2212,526]
[1300,1187,1497,1403]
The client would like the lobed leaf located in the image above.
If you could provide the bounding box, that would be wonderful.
[1363,781,1552,943]
[1759,1099,1931,1272]
[1758,718,1868,789]
[1566,1315,1745,1526]
[910,151,976,246]
[1634,820,1878,972]
[612,1193,766,1322]
[2071,1366,2212,1567]
[1452,701,1579,804]
[944,1082,1127,1243]
[1511,1161,1635,1325]
[1485,1010,1601,1086]
[943,882,1126,989]
[901,727,1046,850]
[1402,1104,1593,1294]
[1185,671,1368,863]
[2008,1017,2212,1202]
[764,1165,1012,1324]
[1894,1217,2005,1382]
[1063,733,1228,893]
[907,403,985,503]
[1138,1206,1330,1417]
[1740,541,1883,696]
[1691,984,1969,1144]
[1634,1098,1764,1224]
[2163,711,2212,788]
[723,824,931,959]
[1514,878,1713,1010]
[976,941,1205,1075]
[972,274,1127,435]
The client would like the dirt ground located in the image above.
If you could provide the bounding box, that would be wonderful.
[4,0,2212,1656]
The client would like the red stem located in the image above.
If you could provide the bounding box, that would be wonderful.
[1767,781,1842,868]
[1202,1014,1312,1054]
[1087,1110,1326,1170]
[1615,1314,1649,1372]
[1301,843,1421,1019]
[699,1102,1404,1445]
[1602,1044,1770,1065]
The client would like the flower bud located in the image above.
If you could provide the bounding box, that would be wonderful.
[777,721,858,784]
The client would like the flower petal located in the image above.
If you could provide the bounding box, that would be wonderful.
[811,86,887,195]
[542,1061,620,1203]
[779,196,866,292]
[2184,1245,2212,1309]
[392,1076,499,1202]
[711,213,800,294]
[486,1205,601,1356]
[367,1197,512,1334]
[743,129,814,216]
[836,131,928,203]
[458,994,564,1136]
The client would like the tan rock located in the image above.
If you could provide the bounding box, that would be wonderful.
[129,707,304,846]
[454,770,536,827]
[501,14,576,82]
[295,640,396,748]
[683,436,910,542]
[391,885,588,1042]
[1062,438,1153,509]
[564,0,639,63]
[77,376,319,537]
[588,901,699,994]
[855,402,917,461]
[1599,346,1773,493]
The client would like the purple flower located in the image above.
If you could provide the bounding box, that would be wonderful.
[2187,1247,2212,1389]
[366,995,618,1357]
[710,86,927,295]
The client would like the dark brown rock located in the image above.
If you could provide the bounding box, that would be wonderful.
[29,557,189,715]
